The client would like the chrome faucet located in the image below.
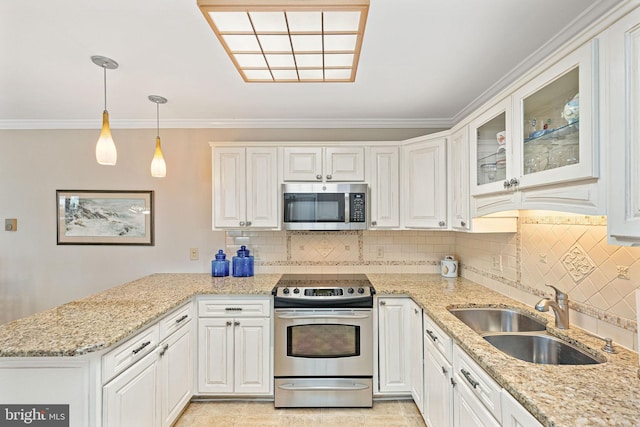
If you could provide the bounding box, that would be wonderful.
[535,284,569,329]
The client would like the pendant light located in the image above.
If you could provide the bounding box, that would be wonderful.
[91,55,119,165]
[148,95,168,178]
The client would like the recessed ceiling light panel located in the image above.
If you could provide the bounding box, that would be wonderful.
[198,0,369,83]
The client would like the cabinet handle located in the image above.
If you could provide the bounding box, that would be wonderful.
[246,221,252,226]
[439,221,445,227]
[316,174,322,180]
[326,174,332,180]
[450,378,457,388]
[442,366,448,375]
[175,314,189,324]
[225,307,243,311]
[234,321,240,326]
[132,341,152,355]
[379,300,386,306]
[425,329,438,342]
[159,343,169,357]
[460,221,466,227]
[226,321,232,326]
[460,368,479,389]
[239,221,246,227]
[414,308,419,314]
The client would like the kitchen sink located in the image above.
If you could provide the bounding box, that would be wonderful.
[448,307,547,333]
[484,333,603,365]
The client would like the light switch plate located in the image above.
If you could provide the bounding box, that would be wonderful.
[5,218,17,231]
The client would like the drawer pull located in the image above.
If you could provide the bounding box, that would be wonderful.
[225,307,243,311]
[132,341,152,355]
[441,366,448,375]
[175,314,189,324]
[461,368,479,389]
[426,329,438,342]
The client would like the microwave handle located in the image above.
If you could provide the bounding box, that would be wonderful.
[345,193,350,223]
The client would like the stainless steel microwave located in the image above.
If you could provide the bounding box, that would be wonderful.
[282,183,368,230]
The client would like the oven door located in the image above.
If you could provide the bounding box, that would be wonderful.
[274,308,373,377]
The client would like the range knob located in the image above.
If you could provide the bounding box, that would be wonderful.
[347,287,355,294]
[282,288,290,295]
[357,288,365,294]
[293,288,300,294]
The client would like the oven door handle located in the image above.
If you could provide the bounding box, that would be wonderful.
[276,314,370,319]
[277,383,370,391]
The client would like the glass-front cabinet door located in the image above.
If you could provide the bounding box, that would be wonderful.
[470,98,512,195]
[512,41,598,189]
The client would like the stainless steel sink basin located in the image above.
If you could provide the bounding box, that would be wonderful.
[484,334,603,365]
[449,307,547,333]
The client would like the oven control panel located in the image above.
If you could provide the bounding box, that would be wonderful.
[274,286,372,298]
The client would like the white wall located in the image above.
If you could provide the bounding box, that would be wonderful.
[0,127,429,324]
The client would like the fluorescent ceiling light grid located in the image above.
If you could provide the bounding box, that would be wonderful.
[198,0,369,83]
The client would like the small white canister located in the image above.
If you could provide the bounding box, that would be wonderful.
[441,255,458,278]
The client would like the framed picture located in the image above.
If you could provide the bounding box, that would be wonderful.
[56,190,154,245]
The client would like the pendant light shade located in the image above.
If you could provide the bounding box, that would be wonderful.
[149,95,168,178]
[92,55,119,165]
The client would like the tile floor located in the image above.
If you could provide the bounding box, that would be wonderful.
[174,399,427,426]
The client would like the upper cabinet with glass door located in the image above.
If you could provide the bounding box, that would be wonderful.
[470,98,512,196]
[512,41,598,190]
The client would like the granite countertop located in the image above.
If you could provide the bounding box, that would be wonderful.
[0,273,638,426]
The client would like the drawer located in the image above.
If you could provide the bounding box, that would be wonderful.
[453,344,502,422]
[198,297,270,317]
[159,302,193,340]
[423,312,453,362]
[102,324,159,383]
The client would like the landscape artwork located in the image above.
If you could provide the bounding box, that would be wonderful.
[56,190,154,245]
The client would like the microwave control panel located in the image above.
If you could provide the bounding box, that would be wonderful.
[349,193,366,222]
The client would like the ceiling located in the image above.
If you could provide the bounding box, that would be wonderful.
[0,0,621,130]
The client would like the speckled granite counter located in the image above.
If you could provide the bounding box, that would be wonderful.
[0,273,638,426]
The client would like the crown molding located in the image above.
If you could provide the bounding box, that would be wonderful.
[0,117,452,130]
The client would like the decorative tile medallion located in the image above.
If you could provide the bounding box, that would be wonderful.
[562,244,596,282]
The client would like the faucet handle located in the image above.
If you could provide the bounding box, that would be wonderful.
[545,284,567,301]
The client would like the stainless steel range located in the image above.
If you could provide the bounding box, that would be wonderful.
[272,274,375,408]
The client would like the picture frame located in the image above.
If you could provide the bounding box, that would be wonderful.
[56,190,154,245]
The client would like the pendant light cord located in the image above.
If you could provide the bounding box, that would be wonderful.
[156,102,160,138]
[103,65,107,111]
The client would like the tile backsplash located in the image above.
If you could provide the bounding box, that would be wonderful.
[223,211,639,350]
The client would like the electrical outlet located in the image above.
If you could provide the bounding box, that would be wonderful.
[376,246,385,258]
[5,218,17,231]
[539,253,547,264]
[189,248,199,261]
[492,255,502,272]
[617,265,630,280]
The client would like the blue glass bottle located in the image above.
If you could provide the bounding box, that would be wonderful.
[211,250,230,277]
[232,245,254,277]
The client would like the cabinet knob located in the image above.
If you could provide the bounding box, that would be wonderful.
[439,221,446,227]
[226,321,232,326]
[326,174,332,180]
[246,221,252,226]
[371,221,377,227]
[316,174,322,180]
[414,308,419,314]
[510,177,520,186]
[380,300,386,306]
[442,366,448,375]
[503,180,511,188]
[239,221,245,227]
[234,321,240,326]
[460,221,466,227]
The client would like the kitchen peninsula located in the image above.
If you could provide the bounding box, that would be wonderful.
[0,273,638,427]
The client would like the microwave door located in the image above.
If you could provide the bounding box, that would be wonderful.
[289,200,316,222]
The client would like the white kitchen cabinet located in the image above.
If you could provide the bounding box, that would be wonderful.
[607,7,640,245]
[501,389,543,427]
[377,297,411,394]
[424,333,453,427]
[368,146,400,228]
[409,300,424,413]
[103,303,194,427]
[450,126,518,233]
[212,146,278,229]
[401,136,448,229]
[283,146,365,182]
[453,344,502,427]
[198,297,271,395]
